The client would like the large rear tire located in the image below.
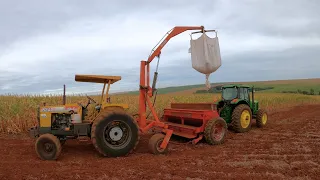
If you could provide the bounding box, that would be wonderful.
[204,117,227,145]
[35,134,62,160]
[256,108,268,128]
[231,104,252,133]
[91,107,140,157]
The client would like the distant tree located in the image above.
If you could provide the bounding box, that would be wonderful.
[310,89,315,95]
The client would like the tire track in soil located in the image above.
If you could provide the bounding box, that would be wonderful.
[0,104,319,180]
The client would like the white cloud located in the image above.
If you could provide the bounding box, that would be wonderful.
[0,16,174,72]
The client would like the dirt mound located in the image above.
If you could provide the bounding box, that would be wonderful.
[0,104,320,179]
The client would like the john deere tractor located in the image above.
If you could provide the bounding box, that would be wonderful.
[215,84,268,133]
[28,75,140,160]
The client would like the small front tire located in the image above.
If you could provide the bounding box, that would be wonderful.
[35,134,62,160]
[256,109,268,128]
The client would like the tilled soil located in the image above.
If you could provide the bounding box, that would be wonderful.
[0,104,320,180]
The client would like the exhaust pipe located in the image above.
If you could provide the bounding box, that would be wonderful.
[63,84,66,105]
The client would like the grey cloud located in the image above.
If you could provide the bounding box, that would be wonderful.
[0,0,319,95]
[0,0,209,45]
[155,45,320,84]
[1,44,319,95]
[206,0,320,39]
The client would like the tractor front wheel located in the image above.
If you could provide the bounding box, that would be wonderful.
[35,134,62,160]
[204,117,227,145]
[256,109,268,128]
[231,104,252,133]
[91,107,140,157]
[148,133,168,155]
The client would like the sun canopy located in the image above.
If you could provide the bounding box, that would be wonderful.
[75,74,121,84]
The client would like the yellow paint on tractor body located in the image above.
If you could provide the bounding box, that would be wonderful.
[37,75,129,127]
[39,103,82,128]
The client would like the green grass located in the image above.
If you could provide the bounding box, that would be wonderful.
[248,83,320,93]
[126,84,206,95]
[124,78,320,95]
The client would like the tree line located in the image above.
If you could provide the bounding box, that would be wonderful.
[195,85,274,94]
[282,89,319,95]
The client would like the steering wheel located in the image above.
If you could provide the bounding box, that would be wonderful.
[78,102,85,108]
[86,95,97,104]
[77,96,96,109]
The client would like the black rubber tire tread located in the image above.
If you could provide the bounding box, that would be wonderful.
[35,133,62,160]
[231,104,252,133]
[204,117,227,145]
[148,133,168,155]
[91,107,140,157]
[256,108,268,128]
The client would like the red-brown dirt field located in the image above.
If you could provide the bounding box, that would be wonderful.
[0,104,320,180]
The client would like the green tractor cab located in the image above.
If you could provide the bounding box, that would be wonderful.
[215,84,268,133]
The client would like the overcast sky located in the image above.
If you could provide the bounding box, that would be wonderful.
[0,0,319,95]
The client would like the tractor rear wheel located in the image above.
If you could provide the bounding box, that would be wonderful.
[204,117,227,145]
[35,134,62,160]
[91,107,140,157]
[148,133,168,155]
[231,104,252,133]
[256,109,268,128]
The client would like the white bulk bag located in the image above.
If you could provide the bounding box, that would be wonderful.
[189,32,221,89]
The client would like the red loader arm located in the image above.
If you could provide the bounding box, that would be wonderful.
[139,26,206,128]
[147,26,204,64]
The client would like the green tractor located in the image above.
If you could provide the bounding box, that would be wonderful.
[215,84,268,133]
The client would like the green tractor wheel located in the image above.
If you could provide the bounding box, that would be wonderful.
[256,109,268,128]
[231,104,252,133]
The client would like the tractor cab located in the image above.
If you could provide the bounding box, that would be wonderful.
[218,84,258,113]
[221,84,252,105]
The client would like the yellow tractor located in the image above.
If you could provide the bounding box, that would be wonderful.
[28,75,140,160]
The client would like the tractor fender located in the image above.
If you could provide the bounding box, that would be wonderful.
[230,99,249,107]
[101,103,129,110]
[90,105,130,124]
